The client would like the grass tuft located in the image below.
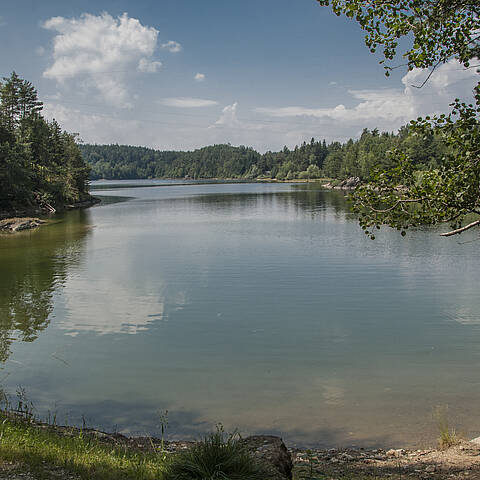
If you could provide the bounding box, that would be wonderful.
[163,430,268,480]
[434,405,461,449]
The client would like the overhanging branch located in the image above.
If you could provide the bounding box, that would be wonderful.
[440,219,480,236]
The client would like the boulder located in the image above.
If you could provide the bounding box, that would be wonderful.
[339,176,361,189]
[241,435,293,480]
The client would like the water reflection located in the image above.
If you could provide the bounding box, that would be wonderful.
[0,210,90,362]
[2,182,480,447]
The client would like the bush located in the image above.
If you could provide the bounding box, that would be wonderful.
[163,431,268,480]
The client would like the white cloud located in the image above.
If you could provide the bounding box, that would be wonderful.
[160,97,218,108]
[42,12,160,107]
[35,46,45,56]
[214,102,241,127]
[255,60,477,131]
[329,81,337,86]
[194,72,206,82]
[161,40,182,53]
[138,58,162,72]
[43,60,478,154]
[210,102,267,133]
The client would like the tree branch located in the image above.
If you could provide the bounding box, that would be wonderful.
[359,197,424,213]
[440,219,480,236]
[411,61,441,88]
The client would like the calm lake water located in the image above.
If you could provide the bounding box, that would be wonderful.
[2,180,480,448]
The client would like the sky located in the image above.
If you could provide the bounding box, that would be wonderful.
[0,0,478,152]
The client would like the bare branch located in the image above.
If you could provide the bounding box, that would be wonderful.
[359,197,424,214]
[440,219,480,236]
[411,61,441,88]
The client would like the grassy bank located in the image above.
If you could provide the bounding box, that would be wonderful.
[2,412,478,480]
[0,414,166,480]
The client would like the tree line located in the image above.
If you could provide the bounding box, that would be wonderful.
[0,72,91,214]
[81,126,447,181]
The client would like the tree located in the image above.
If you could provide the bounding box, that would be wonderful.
[0,72,91,212]
[317,0,480,237]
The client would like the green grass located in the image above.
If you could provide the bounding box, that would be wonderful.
[163,431,268,480]
[433,405,461,449]
[0,414,166,480]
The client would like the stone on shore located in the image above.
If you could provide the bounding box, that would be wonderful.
[241,435,293,480]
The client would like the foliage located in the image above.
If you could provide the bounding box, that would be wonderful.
[82,130,448,183]
[316,0,479,72]
[317,0,480,236]
[81,139,329,181]
[0,72,91,213]
[163,430,268,480]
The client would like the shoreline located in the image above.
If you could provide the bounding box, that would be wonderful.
[0,196,101,233]
[2,414,480,480]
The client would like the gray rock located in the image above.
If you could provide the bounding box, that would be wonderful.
[241,435,293,480]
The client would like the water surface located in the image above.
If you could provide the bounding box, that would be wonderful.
[1,180,480,447]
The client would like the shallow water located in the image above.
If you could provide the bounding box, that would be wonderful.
[1,180,480,447]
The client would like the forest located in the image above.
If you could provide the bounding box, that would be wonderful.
[81,126,448,181]
[0,72,91,214]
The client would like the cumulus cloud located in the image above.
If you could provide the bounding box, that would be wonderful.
[42,12,160,107]
[138,58,162,72]
[255,60,477,131]
[161,40,182,53]
[194,72,206,82]
[42,59,478,154]
[256,88,414,124]
[213,102,241,127]
[210,102,267,132]
[160,97,218,108]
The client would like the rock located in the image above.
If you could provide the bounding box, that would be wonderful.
[386,448,405,457]
[341,176,361,188]
[425,465,436,473]
[470,437,480,445]
[241,435,293,480]
[0,217,45,233]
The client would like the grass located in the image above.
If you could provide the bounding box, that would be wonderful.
[163,430,268,480]
[433,405,461,449]
[0,412,269,480]
[0,413,166,480]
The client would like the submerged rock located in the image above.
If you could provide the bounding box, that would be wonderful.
[0,218,45,233]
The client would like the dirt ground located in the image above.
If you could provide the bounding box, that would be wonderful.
[291,440,480,479]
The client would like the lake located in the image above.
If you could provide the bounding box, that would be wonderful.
[1,180,480,448]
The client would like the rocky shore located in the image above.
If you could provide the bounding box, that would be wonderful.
[291,441,480,479]
[0,197,100,234]
[322,176,361,190]
[0,217,46,233]
[3,416,480,480]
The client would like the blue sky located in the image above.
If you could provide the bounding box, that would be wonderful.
[0,0,477,151]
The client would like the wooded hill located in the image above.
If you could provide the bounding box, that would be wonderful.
[81,127,448,181]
